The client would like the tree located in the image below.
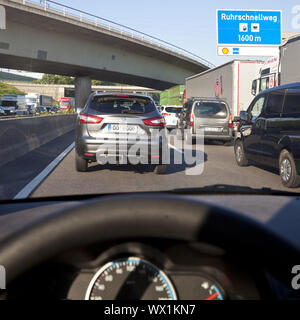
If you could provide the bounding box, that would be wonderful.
[36,74,120,86]
[36,74,74,84]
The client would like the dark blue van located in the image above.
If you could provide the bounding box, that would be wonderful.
[234,83,300,188]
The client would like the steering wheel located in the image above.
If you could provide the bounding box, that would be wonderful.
[0,194,299,289]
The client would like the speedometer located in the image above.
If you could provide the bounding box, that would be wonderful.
[85,257,177,300]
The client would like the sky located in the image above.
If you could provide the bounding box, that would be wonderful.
[5,0,300,78]
[57,0,300,66]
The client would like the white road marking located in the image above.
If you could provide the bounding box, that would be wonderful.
[14,142,75,199]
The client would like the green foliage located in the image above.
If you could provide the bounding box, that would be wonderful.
[0,81,25,99]
[92,80,117,86]
[34,74,119,86]
[35,74,75,85]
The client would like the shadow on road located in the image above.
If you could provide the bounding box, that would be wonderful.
[86,148,208,175]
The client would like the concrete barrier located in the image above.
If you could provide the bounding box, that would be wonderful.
[0,114,77,167]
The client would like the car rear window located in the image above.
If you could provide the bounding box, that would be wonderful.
[282,90,300,114]
[165,107,182,113]
[88,96,156,114]
[193,101,228,119]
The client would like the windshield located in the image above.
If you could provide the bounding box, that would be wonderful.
[1,101,17,107]
[165,107,182,113]
[26,98,36,103]
[2,0,300,305]
[88,96,156,114]
[194,102,228,118]
[0,0,299,202]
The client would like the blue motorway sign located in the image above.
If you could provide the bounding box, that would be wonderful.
[217,10,282,46]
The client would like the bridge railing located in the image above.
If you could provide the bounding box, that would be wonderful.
[18,0,214,69]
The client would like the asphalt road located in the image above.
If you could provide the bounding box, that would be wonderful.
[0,130,75,200]
[30,136,300,198]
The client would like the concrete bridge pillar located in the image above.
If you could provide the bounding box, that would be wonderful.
[75,76,91,112]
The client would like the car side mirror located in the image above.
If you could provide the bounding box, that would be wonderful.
[239,111,248,122]
[251,80,257,96]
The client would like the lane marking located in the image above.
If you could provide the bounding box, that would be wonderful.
[14,142,75,199]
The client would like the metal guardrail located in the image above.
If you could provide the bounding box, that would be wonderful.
[17,0,214,69]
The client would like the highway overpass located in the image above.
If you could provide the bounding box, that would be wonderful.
[6,82,161,101]
[0,0,213,108]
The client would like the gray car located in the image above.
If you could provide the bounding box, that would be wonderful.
[75,93,168,173]
[177,98,233,145]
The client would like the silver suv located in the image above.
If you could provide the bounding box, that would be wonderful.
[75,93,167,173]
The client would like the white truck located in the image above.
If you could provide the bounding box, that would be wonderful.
[251,34,300,95]
[0,95,28,115]
[25,93,53,114]
[185,60,263,120]
[251,57,280,96]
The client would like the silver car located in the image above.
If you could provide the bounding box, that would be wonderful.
[75,93,168,173]
[177,98,233,145]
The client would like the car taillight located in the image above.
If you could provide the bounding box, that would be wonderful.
[79,113,103,124]
[228,114,233,128]
[190,113,194,127]
[143,116,165,127]
[162,113,171,116]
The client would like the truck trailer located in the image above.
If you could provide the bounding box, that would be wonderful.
[280,35,300,85]
[26,93,53,113]
[186,60,263,118]
[160,85,185,106]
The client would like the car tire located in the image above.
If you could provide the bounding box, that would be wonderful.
[154,164,167,174]
[279,150,300,188]
[234,140,248,166]
[223,140,232,146]
[75,151,88,172]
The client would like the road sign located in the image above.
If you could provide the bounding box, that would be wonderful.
[218,46,279,56]
[217,9,282,47]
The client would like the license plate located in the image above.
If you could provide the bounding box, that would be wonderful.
[204,127,222,132]
[108,124,138,133]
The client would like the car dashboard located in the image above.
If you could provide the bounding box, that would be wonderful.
[5,239,287,300]
[0,193,300,300]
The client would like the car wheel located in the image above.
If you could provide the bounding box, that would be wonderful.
[75,151,88,172]
[234,140,248,166]
[154,164,167,174]
[279,150,300,188]
[223,140,232,146]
